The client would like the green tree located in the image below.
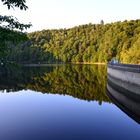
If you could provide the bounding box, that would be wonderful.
[0,0,31,30]
[4,19,140,64]
[0,0,31,62]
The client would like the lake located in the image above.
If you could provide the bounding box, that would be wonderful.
[0,64,140,140]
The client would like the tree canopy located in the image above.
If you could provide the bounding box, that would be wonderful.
[1,0,28,10]
[0,0,31,30]
[0,0,31,61]
[6,19,140,64]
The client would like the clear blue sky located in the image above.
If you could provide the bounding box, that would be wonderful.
[0,0,140,32]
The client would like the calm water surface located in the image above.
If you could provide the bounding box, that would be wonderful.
[0,64,139,140]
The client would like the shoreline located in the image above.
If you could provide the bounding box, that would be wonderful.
[73,62,106,65]
[23,62,107,67]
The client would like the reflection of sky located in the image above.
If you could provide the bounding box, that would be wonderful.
[0,90,139,140]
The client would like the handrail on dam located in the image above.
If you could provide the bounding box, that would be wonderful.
[107,63,140,73]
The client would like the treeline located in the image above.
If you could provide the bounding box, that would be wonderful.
[5,20,140,64]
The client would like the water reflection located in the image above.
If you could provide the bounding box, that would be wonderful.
[0,65,140,140]
[0,64,110,103]
[107,76,140,124]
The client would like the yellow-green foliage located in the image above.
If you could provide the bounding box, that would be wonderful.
[5,20,140,64]
[122,43,140,64]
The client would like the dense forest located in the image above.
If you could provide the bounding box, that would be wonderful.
[0,64,110,103]
[2,19,140,64]
[0,27,28,61]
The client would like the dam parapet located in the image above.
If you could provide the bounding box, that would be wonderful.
[107,63,140,97]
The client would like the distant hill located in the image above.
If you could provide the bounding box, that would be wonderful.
[5,20,140,64]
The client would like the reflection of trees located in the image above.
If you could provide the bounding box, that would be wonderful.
[0,65,111,103]
[0,65,50,92]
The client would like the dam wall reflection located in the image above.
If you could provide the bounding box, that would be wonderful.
[107,63,140,124]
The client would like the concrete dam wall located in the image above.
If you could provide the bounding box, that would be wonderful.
[107,63,140,98]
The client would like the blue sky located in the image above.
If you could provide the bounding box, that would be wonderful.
[0,0,140,32]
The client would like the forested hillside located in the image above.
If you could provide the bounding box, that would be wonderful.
[5,20,140,64]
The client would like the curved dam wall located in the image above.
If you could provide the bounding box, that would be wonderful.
[107,63,140,98]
